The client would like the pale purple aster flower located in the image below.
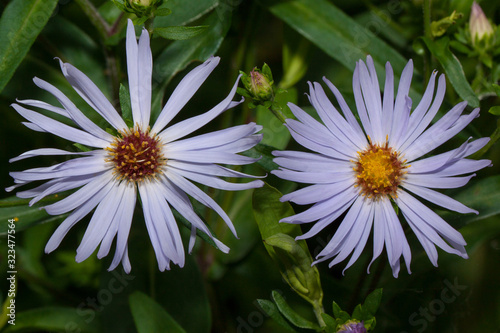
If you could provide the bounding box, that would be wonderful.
[7,19,263,273]
[337,321,367,333]
[272,56,491,277]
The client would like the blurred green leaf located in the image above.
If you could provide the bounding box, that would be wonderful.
[3,307,99,332]
[154,26,209,40]
[361,288,383,317]
[271,290,321,330]
[423,37,480,108]
[242,143,279,172]
[488,106,500,116]
[252,183,304,244]
[332,301,350,322]
[320,313,337,333]
[443,175,500,225]
[0,195,67,236]
[151,5,231,120]
[257,0,409,79]
[129,291,186,333]
[256,299,298,332]
[153,0,217,27]
[119,83,133,122]
[0,0,58,93]
[153,255,211,333]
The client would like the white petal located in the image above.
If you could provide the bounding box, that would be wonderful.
[59,61,127,130]
[152,57,220,134]
[34,75,115,141]
[44,171,114,215]
[44,176,116,253]
[167,171,237,236]
[403,183,477,214]
[158,75,242,142]
[323,77,366,142]
[12,104,110,148]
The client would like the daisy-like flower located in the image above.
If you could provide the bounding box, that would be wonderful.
[273,56,491,277]
[7,20,263,273]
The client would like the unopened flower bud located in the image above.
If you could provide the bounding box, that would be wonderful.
[129,0,152,5]
[337,321,367,333]
[239,63,275,107]
[470,1,494,46]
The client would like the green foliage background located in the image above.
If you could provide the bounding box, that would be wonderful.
[1,0,500,332]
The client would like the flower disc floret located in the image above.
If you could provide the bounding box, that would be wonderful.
[354,141,407,198]
[106,127,165,182]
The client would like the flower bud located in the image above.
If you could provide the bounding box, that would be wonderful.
[337,320,367,333]
[469,1,494,46]
[239,64,275,107]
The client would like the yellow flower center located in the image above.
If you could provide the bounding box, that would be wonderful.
[105,127,165,182]
[354,141,407,198]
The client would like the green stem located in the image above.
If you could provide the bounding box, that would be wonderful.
[423,0,433,80]
[313,301,326,328]
[74,0,111,40]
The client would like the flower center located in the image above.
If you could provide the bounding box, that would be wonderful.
[353,142,407,198]
[106,127,165,182]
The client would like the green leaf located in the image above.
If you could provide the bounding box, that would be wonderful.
[154,26,209,40]
[423,37,480,108]
[153,0,217,27]
[492,84,500,97]
[242,143,279,173]
[271,290,321,330]
[489,106,500,116]
[119,83,133,122]
[0,195,67,235]
[256,299,298,332]
[154,7,172,16]
[320,313,338,333]
[3,307,99,332]
[151,6,231,120]
[441,175,500,226]
[252,183,304,243]
[332,301,351,322]
[0,0,59,93]
[361,288,383,317]
[129,291,186,333]
[257,0,410,84]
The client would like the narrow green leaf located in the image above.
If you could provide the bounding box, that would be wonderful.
[257,0,410,81]
[0,0,59,93]
[151,6,231,120]
[256,299,298,332]
[129,291,186,333]
[271,290,321,330]
[492,84,500,97]
[423,37,480,108]
[154,26,209,40]
[0,195,68,235]
[3,307,99,333]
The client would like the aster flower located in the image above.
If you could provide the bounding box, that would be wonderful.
[337,321,367,333]
[7,20,263,273]
[272,56,491,277]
